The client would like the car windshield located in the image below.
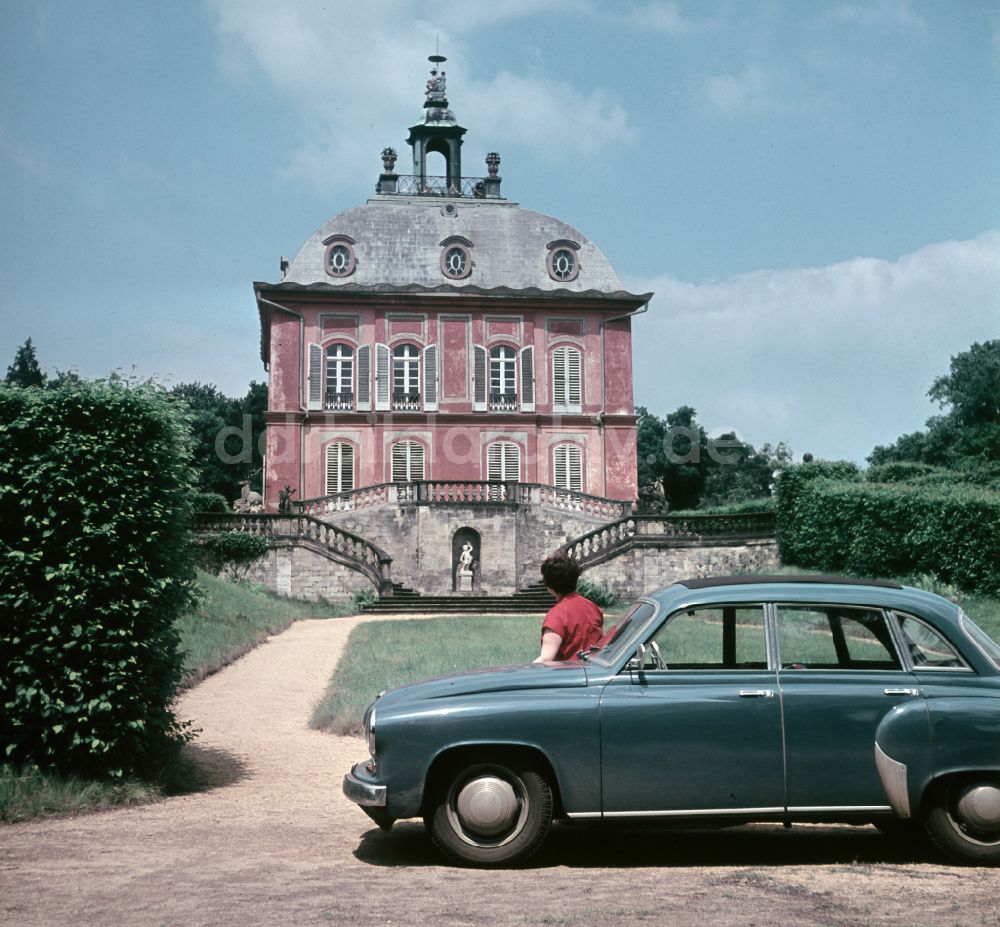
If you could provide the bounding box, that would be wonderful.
[959,610,1000,669]
[586,600,657,665]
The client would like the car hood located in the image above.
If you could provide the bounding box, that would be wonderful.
[374,662,589,710]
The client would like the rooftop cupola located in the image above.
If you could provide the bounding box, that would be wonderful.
[376,55,503,199]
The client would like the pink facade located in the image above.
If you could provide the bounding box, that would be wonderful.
[258,294,642,509]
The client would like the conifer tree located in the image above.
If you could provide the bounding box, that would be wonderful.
[5,338,46,388]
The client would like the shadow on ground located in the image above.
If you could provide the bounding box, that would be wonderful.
[165,743,250,795]
[355,820,941,870]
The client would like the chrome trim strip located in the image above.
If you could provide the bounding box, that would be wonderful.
[874,741,911,818]
[786,805,892,813]
[602,807,785,818]
[565,812,603,819]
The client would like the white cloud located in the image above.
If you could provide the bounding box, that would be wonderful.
[627,2,710,34]
[625,231,1000,462]
[817,0,928,37]
[702,65,776,115]
[206,0,633,189]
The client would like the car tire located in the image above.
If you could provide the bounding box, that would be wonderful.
[924,775,1000,864]
[425,762,553,867]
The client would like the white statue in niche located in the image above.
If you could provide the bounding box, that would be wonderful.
[457,541,475,591]
[458,541,474,575]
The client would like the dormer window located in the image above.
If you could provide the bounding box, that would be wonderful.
[547,239,580,283]
[324,235,357,278]
[440,236,473,280]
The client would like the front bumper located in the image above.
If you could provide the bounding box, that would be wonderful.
[343,761,387,807]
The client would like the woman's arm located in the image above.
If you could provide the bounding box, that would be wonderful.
[533,630,562,663]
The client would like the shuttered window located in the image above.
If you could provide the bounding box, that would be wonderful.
[520,346,535,412]
[472,344,488,411]
[391,441,425,482]
[325,442,355,495]
[553,443,583,493]
[552,346,582,412]
[375,343,390,410]
[325,344,353,409]
[356,345,371,410]
[486,441,520,482]
[307,343,323,410]
[424,344,439,411]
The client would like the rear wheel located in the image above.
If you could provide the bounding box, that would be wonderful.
[425,762,553,867]
[924,775,1000,864]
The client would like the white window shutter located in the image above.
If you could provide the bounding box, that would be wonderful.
[307,343,323,410]
[391,442,407,482]
[473,344,487,411]
[411,442,425,480]
[325,442,355,494]
[424,345,439,411]
[567,348,582,409]
[375,343,390,411]
[505,442,520,481]
[391,441,425,482]
[486,442,502,481]
[356,345,371,411]
[520,346,535,412]
[552,347,567,409]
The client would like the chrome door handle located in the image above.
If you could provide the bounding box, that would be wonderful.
[884,687,919,696]
[738,689,774,698]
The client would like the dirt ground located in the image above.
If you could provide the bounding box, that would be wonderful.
[2,616,999,927]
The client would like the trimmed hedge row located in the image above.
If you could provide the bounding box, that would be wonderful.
[0,381,197,778]
[775,462,1000,591]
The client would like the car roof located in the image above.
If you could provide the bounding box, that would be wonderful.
[674,574,902,590]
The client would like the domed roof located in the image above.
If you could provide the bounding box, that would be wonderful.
[278,196,631,297]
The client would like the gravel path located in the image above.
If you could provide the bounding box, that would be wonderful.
[2,615,999,927]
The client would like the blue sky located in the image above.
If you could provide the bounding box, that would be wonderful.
[1,0,997,464]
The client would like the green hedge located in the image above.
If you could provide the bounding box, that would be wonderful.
[0,380,198,778]
[775,462,1000,591]
[190,491,229,513]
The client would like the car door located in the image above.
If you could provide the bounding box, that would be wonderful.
[774,603,924,811]
[599,603,785,815]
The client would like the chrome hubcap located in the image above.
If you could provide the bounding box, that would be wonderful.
[956,783,1000,835]
[455,775,519,837]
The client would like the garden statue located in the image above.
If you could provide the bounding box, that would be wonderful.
[278,484,296,514]
[233,480,264,513]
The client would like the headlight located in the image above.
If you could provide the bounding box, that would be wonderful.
[366,707,377,758]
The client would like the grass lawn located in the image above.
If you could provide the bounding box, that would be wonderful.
[176,571,351,687]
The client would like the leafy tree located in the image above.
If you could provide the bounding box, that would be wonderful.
[168,380,268,503]
[636,406,789,512]
[869,340,1000,468]
[5,338,45,388]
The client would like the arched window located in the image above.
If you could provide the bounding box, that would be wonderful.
[325,442,355,495]
[325,344,354,410]
[392,344,421,411]
[552,443,583,493]
[489,345,517,411]
[391,440,425,482]
[552,345,582,413]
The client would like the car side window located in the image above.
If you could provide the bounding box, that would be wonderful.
[893,612,968,669]
[777,605,900,670]
[647,606,768,670]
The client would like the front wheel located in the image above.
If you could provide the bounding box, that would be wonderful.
[924,775,1000,864]
[425,762,553,867]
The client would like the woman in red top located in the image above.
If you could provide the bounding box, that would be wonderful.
[532,551,604,662]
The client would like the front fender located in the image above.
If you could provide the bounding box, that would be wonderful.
[926,696,1000,777]
[874,699,932,818]
[378,686,601,820]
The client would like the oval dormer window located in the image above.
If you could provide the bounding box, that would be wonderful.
[323,235,357,278]
[440,236,473,280]
[546,239,580,283]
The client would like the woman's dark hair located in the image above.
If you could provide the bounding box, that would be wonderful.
[540,551,581,595]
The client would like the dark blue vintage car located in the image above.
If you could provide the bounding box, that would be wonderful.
[343,576,1000,866]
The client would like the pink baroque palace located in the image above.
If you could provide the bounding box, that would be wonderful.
[251,56,653,599]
